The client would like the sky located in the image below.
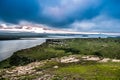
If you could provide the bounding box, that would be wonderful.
[0,0,120,32]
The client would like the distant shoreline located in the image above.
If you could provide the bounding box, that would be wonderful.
[0,38,46,62]
[0,38,120,66]
[0,38,120,80]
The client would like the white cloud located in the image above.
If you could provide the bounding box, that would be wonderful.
[42,0,101,21]
[70,21,95,31]
[69,15,120,32]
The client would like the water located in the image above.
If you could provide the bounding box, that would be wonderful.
[0,34,117,62]
[0,38,46,61]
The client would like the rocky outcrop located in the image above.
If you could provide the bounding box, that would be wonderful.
[0,55,120,80]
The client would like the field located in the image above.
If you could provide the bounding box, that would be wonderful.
[52,62,120,80]
[0,38,120,80]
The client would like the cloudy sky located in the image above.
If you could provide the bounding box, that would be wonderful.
[0,0,120,32]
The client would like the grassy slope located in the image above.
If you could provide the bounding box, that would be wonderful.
[67,38,120,58]
[0,38,120,79]
[0,38,120,68]
[53,62,120,80]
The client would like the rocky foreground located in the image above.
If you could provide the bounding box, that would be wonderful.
[0,55,120,80]
[0,38,120,80]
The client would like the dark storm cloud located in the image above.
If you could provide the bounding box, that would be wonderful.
[0,0,40,23]
[0,0,120,29]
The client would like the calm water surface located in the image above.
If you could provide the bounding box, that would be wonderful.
[0,38,46,61]
[0,34,112,61]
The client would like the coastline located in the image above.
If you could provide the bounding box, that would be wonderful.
[0,38,120,80]
[0,38,46,61]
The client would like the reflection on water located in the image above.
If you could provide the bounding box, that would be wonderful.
[0,38,46,61]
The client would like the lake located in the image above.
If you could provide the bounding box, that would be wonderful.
[0,38,46,61]
[0,34,114,62]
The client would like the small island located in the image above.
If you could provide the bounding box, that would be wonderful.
[0,38,120,80]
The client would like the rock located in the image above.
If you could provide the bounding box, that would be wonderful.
[34,74,54,80]
[53,66,59,69]
[82,56,100,61]
[99,58,110,62]
[82,56,90,59]
[6,70,14,74]
[60,56,79,63]
[112,59,120,62]
[0,61,47,79]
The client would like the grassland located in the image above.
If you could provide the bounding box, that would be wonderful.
[0,38,120,80]
[52,62,120,80]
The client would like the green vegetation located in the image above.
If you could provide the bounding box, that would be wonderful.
[0,38,120,69]
[18,75,38,80]
[53,62,120,80]
[67,38,120,58]
[0,38,120,80]
[34,60,120,80]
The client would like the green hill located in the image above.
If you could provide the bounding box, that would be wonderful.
[0,38,120,69]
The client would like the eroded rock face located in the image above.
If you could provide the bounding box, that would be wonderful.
[60,55,79,63]
[12,62,44,75]
[99,58,110,62]
[1,61,46,79]
[112,59,120,62]
[81,55,120,63]
[1,55,120,80]
[82,56,100,61]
